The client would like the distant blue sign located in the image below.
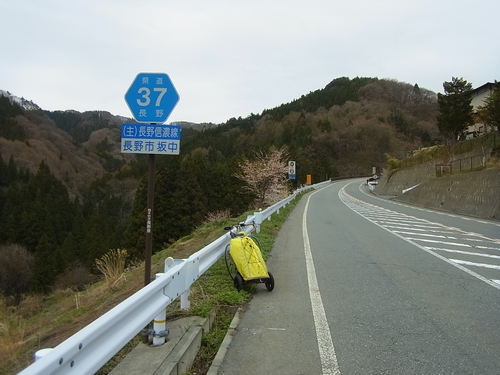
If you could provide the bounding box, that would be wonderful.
[124,73,179,123]
[121,124,181,155]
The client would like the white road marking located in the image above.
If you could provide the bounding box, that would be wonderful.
[358,182,500,228]
[425,247,500,259]
[339,185,500,291]
[405,238,471,247]
[304,190,341,375]
[450,259,500,270]
[393,231,458,239]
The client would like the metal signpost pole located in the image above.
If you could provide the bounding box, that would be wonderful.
[145,153,155,286]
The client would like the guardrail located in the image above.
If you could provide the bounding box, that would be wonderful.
[19,179,331,375]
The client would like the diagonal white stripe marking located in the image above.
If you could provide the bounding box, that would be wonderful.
[339,185,500,291]
[393,231,458,239]
[425,247,500,259]
[406,238,471,247]
[450,259,500,270]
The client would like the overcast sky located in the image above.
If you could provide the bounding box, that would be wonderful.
[1,0,499,124]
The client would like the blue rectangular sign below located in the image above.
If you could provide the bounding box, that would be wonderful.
[121,123,181,155]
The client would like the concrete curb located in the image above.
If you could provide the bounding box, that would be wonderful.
[156,317,206,375]
[206,308,241,375]
[109,314,214,375]
[107,306,241,375]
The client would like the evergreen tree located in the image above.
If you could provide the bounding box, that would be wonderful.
[124,176,148,259]
[0,94,26,141]
[154,164,207,246]
[81,209,109,269]
[32,233,60,293]
[437,77,474,142]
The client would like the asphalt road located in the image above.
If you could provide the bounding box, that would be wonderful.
[216,179,500,375]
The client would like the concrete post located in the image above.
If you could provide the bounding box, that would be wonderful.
[153,273,167,346]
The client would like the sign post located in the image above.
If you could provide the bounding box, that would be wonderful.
[123,73,180,287]
[288,160,296,180]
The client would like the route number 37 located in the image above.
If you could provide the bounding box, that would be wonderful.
[136,87,167,107]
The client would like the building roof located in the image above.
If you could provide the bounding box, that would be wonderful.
[471,81,500,96]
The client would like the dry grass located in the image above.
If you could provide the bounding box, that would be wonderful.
[0,223,227,375]
[0,300,26,370]
[95,249,128,288]
[203,209,231,224]
[1,200,302,375]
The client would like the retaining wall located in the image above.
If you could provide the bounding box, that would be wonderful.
[374,164,500,221]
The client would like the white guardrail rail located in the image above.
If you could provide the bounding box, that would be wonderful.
[19,180,331,375]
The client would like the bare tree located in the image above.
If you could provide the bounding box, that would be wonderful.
[0,244,33,304]
[234,146,289,206]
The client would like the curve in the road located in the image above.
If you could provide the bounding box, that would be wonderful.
[339,184,500,291]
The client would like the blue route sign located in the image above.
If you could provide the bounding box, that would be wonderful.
[124,72,179,123]
[121,123,181,155]
[288,161,296,180]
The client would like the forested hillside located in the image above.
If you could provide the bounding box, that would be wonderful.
[0,77,439,298]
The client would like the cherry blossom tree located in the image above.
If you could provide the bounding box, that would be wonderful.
[234,146,289,206]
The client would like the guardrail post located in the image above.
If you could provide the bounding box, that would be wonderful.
[253,212,263,233]
[34,348,53,362]
[163,256,194,311]
[180,289,190,310]
[152,273,168,346]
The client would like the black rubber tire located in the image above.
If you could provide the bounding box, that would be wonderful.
[265,271,275,291]
[224,244,237,280]
[234,273,244,292]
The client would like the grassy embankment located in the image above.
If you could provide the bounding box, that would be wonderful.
[1,191,306,375]
[385,132,500,173]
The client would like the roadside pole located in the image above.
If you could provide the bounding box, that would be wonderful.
[123,72,180,286]
[145,153,155,285]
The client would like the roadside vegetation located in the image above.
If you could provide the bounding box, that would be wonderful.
[2,75,498,374]
[385,130,500,173]
[0,76,444,297]
[0,190,304,375]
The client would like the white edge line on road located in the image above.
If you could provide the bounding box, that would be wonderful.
[303,188,341,375]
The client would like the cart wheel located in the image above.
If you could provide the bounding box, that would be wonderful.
[265,272,274,291]
[225,244,237,280]
[234,274,244,292]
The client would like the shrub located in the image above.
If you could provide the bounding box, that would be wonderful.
[0,244,33,305]
[203,209,231,223]
[54,265,96,291]
[384,153,401,170]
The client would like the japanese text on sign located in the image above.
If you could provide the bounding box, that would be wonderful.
[121,124,181,155]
